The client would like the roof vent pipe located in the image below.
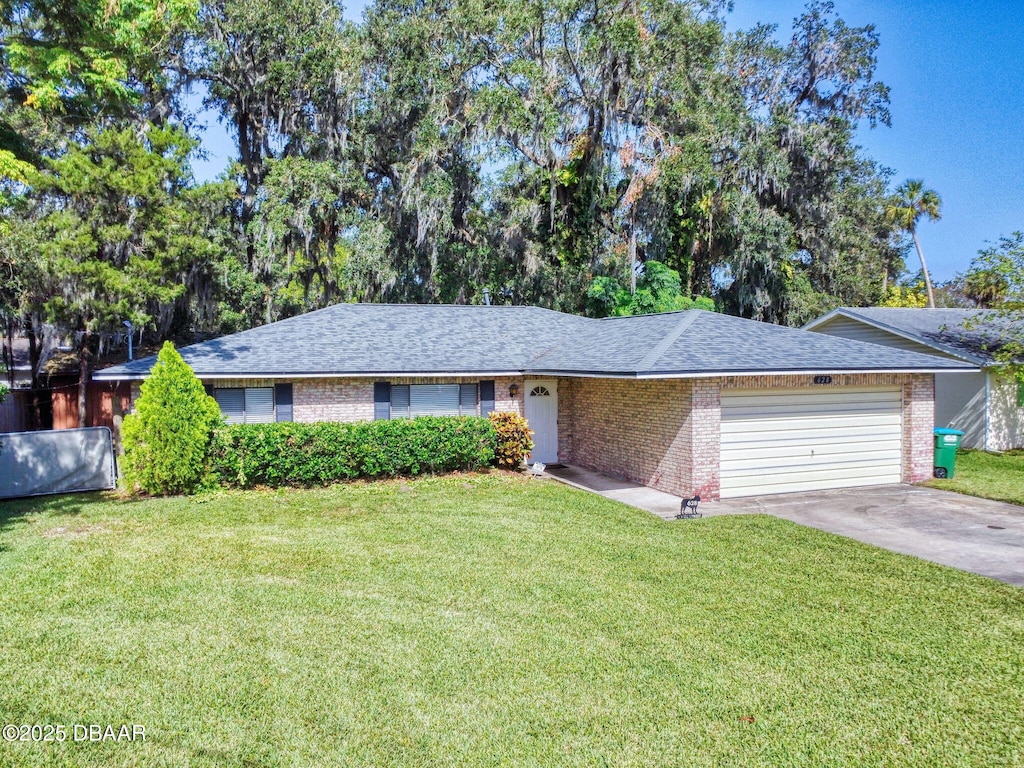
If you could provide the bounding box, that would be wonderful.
[482,288,491,306]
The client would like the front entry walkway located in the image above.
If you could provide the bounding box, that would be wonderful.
[544,465,687,519]
[544,465,1024,587]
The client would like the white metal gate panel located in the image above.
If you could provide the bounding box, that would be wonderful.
[720,387,902,498]
[0,427,117,499]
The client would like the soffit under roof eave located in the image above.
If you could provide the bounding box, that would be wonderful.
[92,369,528,382]
[525,365,978,379]
[96,362,979,383]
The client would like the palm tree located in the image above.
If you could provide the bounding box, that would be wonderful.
[885,180,942,308]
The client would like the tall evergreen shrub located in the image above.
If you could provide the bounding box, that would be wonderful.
[121,341,222,495]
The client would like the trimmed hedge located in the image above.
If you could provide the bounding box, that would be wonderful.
[209,416,498,489]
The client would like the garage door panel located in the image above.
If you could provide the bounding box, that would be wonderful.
[722,414,901,437]
[721,387,901,411]
[724,463,903,489]
[722,459,902,483]
[720,386,902,498]
[721,446,902,471]
[722,398,901,419]
[723,410,900,427]
[723,470,903,496]
[724,423,901,448]
[723,429,900,451]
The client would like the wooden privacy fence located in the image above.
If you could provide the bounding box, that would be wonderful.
[50,381,131,431]
[0,382,130,434]
[0,390,30,432]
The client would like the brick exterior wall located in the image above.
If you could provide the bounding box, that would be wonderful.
[128,369,936,497]
[720,373,909,389]
[493,376,525,416]
[689,379,721,498]
[558,377,695,497]
[200,376,524,424]
[560,372,936,500]
[557,378,576,461]
[903,373,935,483]
[294,380,374,422]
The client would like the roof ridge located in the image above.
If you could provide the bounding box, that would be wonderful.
[635,311,701,371]
[597,308,703,322]
[850,307,996,313]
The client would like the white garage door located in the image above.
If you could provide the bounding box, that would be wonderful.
[720,386,903,498]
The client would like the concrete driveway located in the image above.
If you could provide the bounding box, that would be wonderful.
[545,466,1024,587]
[708,485,1024,587]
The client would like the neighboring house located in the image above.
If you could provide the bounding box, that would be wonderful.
[95,304,974,500]
[2,336,35,389]
[804,308,1023,451]
[0,333,132,433]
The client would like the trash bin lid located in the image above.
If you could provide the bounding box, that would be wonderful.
[934,427,965,436]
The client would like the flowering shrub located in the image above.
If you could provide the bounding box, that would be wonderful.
[489,411,534,469]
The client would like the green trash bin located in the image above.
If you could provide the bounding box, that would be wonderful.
[933,428,964,478]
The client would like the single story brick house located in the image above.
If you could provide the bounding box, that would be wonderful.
[95,304,974,499]
[804,308,1022,451]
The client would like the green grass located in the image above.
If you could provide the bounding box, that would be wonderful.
[925,449,1024,505]
[0,474,1022,767]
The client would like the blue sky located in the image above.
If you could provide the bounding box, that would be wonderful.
[190,0,1023,284]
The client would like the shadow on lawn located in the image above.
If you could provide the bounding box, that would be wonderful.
[0,491,116,548]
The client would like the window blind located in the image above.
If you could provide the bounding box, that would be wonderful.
[214,388,245,425]
[244,387,276,423]
[410,384,461,416]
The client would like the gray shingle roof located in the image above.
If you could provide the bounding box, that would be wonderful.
[94,303,975,381]
[806,308,1018,365]
[528,310,974,375]
[95,304,591,379]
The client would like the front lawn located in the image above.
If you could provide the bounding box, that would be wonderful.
[925,448,1024,505]
[1,474,1022,767]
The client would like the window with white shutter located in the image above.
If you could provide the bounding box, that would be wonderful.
[377,383,479,419]
[214,388,245,424]
[214,386,277,423]
[244,387,275,423]
[410,384,461,416]
[391,385,411,418]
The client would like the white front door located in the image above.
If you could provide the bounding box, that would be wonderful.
[524,380,558,464]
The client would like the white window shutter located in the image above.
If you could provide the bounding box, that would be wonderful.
[215,389,245,425]
[391,385,411,418]
[244,387,276,423]
[410,384,460,416]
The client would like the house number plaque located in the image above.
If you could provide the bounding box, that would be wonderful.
[812,375,833,385]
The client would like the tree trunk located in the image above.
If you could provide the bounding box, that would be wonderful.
[77,330,90,428]
[1,321,12,390]
[111,384,124,454]
[628,216,637,295]
[27,323,43,430]
[911,229,936,308]
[236,111,262,271]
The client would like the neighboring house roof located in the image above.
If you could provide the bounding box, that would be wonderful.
[803,307,1019,366]
[94,303,976,381]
